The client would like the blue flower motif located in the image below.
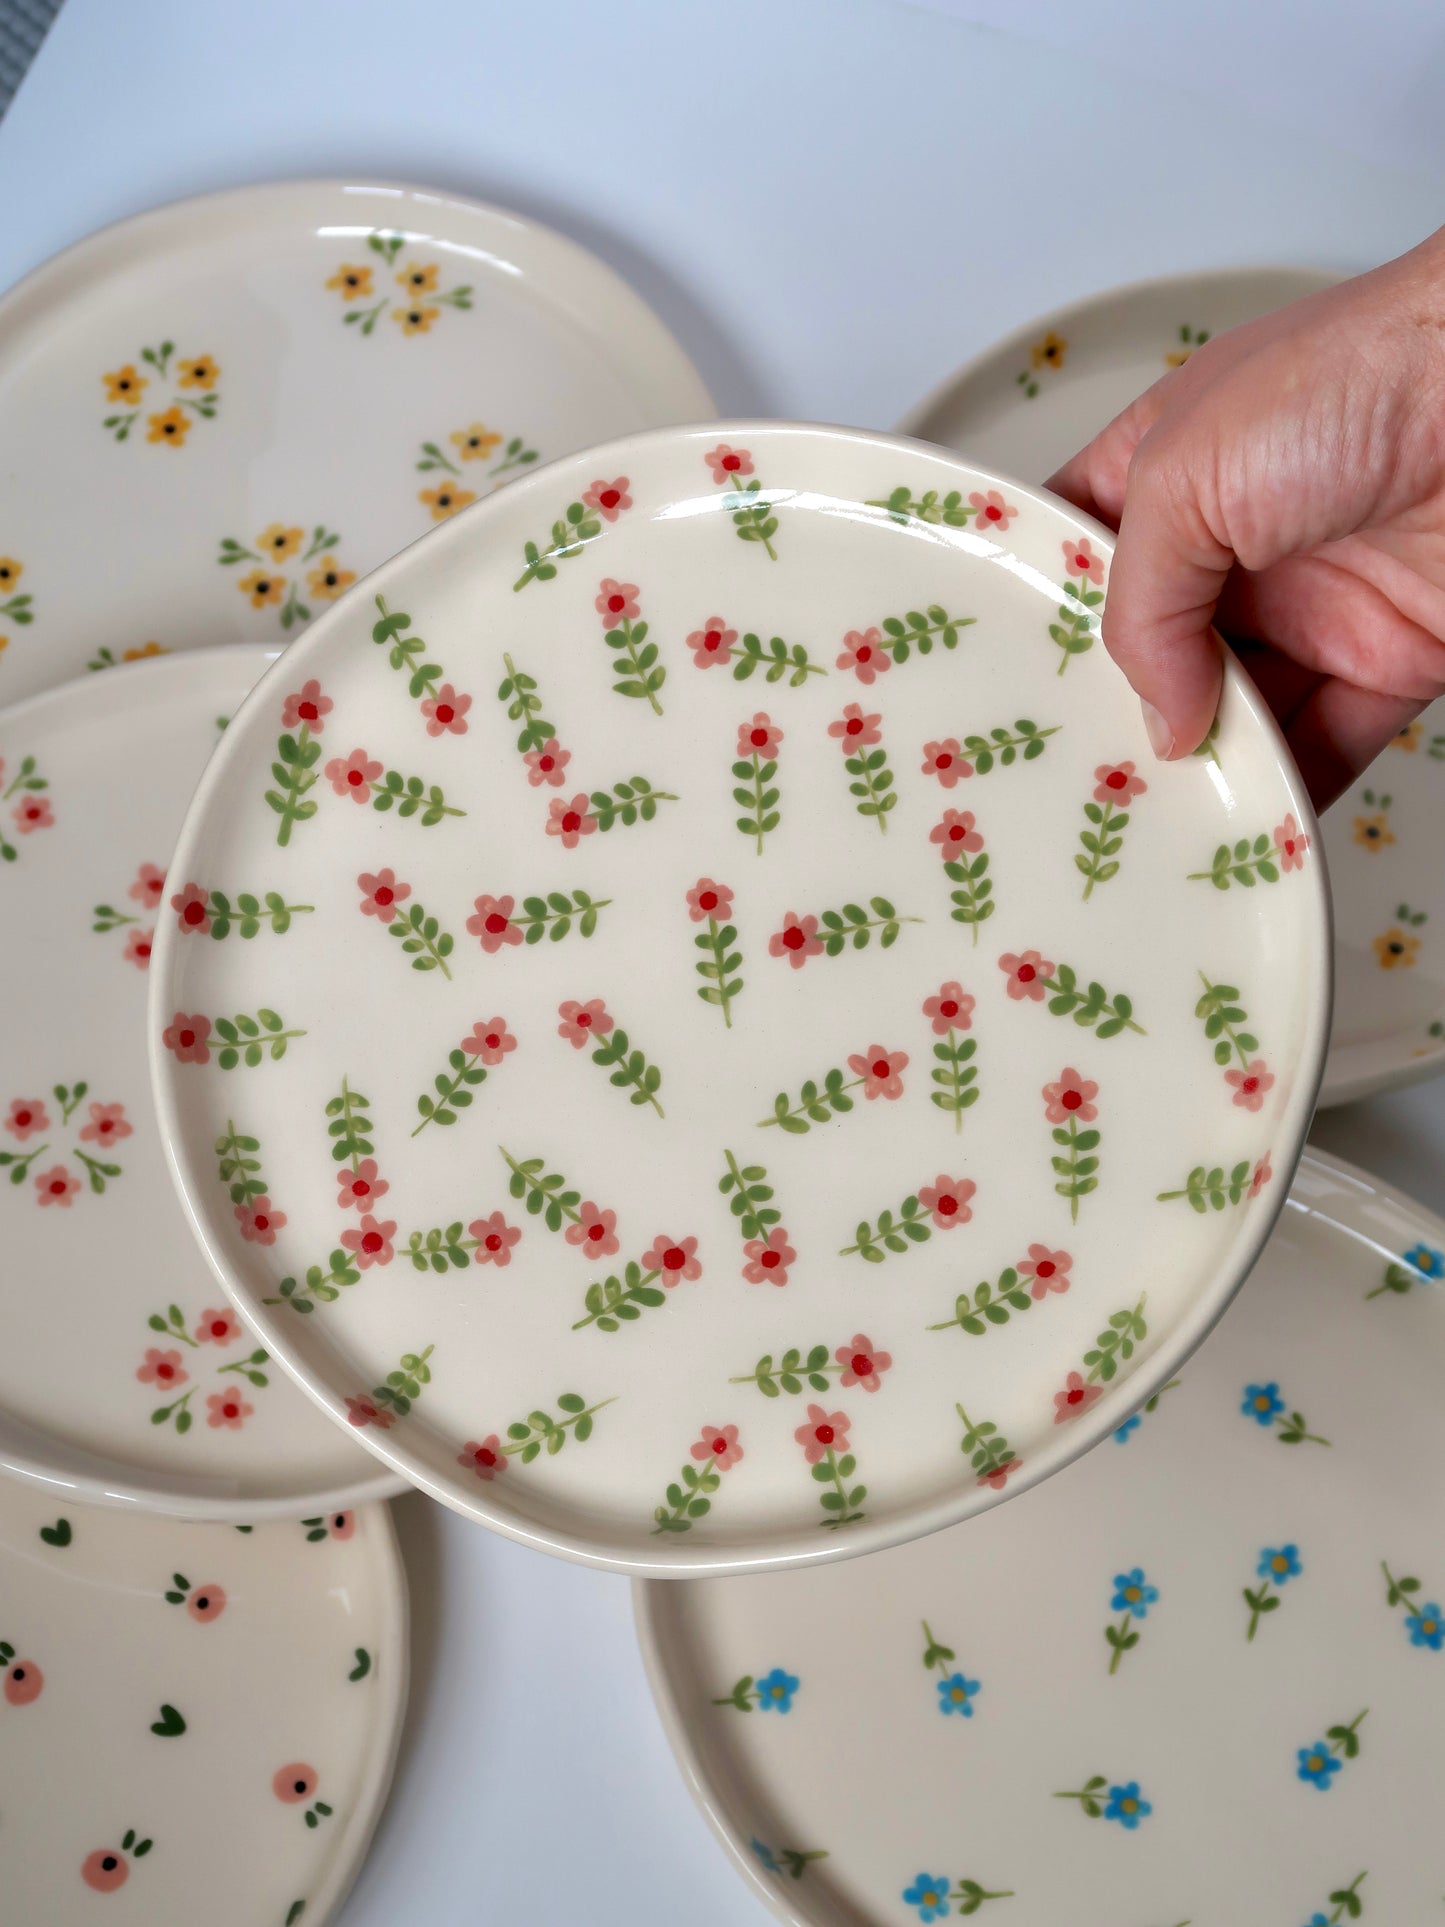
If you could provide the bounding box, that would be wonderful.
[1404,1243,1445,1279]
[1258,1544,1302,1583]
[1103,1781,1152,1829]
[1110,1567,1159,1617]
[756,1666,800,1713]
[750,1838,780,1874]
[1243,1382,1284,1425]
[1408,1602,1445,1650]
[1304,1915,1331,1927]
[903,1873,952,1921]
[1296,1743,1342,1789]
[1112,1414,1141,1443]
[936,1671,980,1717]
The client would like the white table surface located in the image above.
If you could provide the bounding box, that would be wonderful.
[3,3,1444,1921]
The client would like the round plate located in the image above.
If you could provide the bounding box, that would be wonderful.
[0,647,404,1518]
[150,422,1327,1575]
[0,1485,406,1927]
[0,176,713,702]
[638,1148,1445,1926]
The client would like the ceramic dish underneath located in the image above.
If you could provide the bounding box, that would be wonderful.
[0,1485,406,1927]
[0,648,403,1518]
[0,175,713,704]
[151,422,1327,1574]
[638,1149,1445,1926]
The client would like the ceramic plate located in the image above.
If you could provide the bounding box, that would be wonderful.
[0,176,714,703]
[0,1484,406,1927]
[150,422,1327,1575]
[0,646,404,1518]
[638,1149,1445,1927]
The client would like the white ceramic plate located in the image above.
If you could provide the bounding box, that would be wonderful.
[0,1484,406,1927]
[151,422,1327,1575]
[0,176,714,703]
[638,1148,1445,1927]
[0,646,404,1518]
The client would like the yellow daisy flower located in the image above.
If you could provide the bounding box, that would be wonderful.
[1392,721,1422,752]
[1374,927,1420,969]
[238,568,284,609]
[123,642,168,662]
[146,405,191,447]
[327,264,373,297]
[419,482,476,522]
[176,354,220,389]
[0,557,22,589]
[451,424,503,461]
[1031,331,1067,372]
[257,524,304,562]
[1353,814,1394,851]
[396,263,440,294]
[308,560,356,600]
[393,305,439,336]
[104,364,147,404]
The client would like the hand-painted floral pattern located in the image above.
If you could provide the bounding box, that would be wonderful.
[793,1402,865,1528]
[929,1245,1073,1336]
[412,1019,514,1134]
[0,552,35,667]
[170,880,314,938]
[1054,1775,1151,1827]
[323,745,465,825]
[902,1872,1013,1919]
[769,898,918,967]
[1049,537,1104,672]
[1158,1152,1275,1210]
[163,1009,304,1068]
[595,577,666,712]
[80,1831,152,1891]
[1003,954,1143,1037]
[688,877,744,1024]
[923,981,979,1130]
[1190,814,1311,888]
[456,1392,614,1478]
[0,1080,127,1199]
[955,1404,1020,1489]
[1239,1381,1330,1445]
[691,619,824,683]
[414,422,538,513]
[1381,1561,1444,1650]
[0,753,51,863]
[370,597,471,730]
[1,1640,43,1704]
[832,701,898,829]
[218,524,351,633]
[704,443,778,558]
[558,998,664,1116]
[330,230,473,335]
[920,1620,982,1723]
[835,604,975,680]
[102,340,219,445]
[713,1664,799,1712]
[1053,1297,1147,1424]
[733,712,782,853]
[1105,1565,1158,1673]
[1077,761,1146,898]
[731,1334,893,1397]
[652,1420,740,1533]
[1043,1066,1099,1220]
[760,1043,908,1133]
[139,1301,269,1434]
[925,718,1060,784]
[1369,1241,1445,1298]
[719,1151,795,1286]
[1296,1711,1366,1789]
[1245,1543,1302,1639]
[574,1233,702,1333]
[842,1176,974,1262]
[513,479,629,590]
[344,1345,433,1430]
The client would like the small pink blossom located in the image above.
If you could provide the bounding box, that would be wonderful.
[978,1458,1022,1491]
[420,683,471,737]
[768,911,823,969]
[357,868,410,922]
[14,795,53,833]
[206,1389,254,1430]
[470,1211,521,1267]
[1042,1067,1098,1125]
[922,739,970,788]
[461,1017,516,1066]
[195,1307,242,1345]
[1053,1372,1102,1424]
[923,983,974,1035]
[558,998,613,1049]
[1093,761,1148,806]
[467,893,522,953]
[325,747,383,800]
[136,1347,187,1388]
[272,1764,317,1803]
[78,1101,131,1146]
[327,1512,355,1540]
[837,626,890,684]
[1226,1059,1275,1112]
[281,679,332,732]
[35,1164,79,1207]
[999,950,1053,1001]
[124,927,154,969]
[340,1214,397,1269]
[595,578,640,624]
[688,616,736,668]
[737,712,783,760]
[458,1436,508,1480]
[5,1097,48,1140]
[162,1013,211,1063]
[794,1403,850,1464]
[828,702,882,749]
[546,794,598,849]
[235,1196,285,1245]
[704,442,753,484]
[129,862,166,907]
[930,808,983,858]
[917,1176,975,1228]
[565,1204,619,1262]
[742,1227,796,1286]
[1062,536,1104,584]
[969,488,1016,533]
[835,1334,892,1392]
[692,1423,743,1470]
[1250,1151,1274,1198]
[523,737,570,787]
[847,1044,909,1101]
[1018,1244,1072,1298]
[337,1159,388,1212]
[642,1234,701,1286]
[583,477,632,522]
[346,1395,394,1430]
[1276,814,1309,871]
[687,878,734,923]
[170,881,211,934]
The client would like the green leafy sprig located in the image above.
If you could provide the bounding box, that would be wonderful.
[210,1010,305,1068]
[841,1191,935,1263]
[602,609,665,712]
[945,851,992,940]
[929,1264,1035,1337]
[573,1261,669,1333]
[587,1022,665,1116]
[727,632,824,684]
[371,595,456,704]
[587,777,679,832]
[695,914,743,1027]
[500,1147,583,1232]
[1049,575,1102,672]
[734,744,779,853]
[931,1026,978,1130]
[385,900,455,977]
[266,723,320,847]
[866,486,974,528]
[720,1150,782,1245]
[0,754,47,863]
[266,1250,362,1313]
[1157,1160,1255,1211]
[841,733,897,830]
[367,1345,434,1420]
[513,499,604,590]
[718,475,779,559]
[412,1045,489,1135]
[216,1118,269,1206]
[952,719,1059,773]
[1035,962,1143,1037]
[495,1393,615,1462]
[956,1404,1018,1484]
[197,890,314,938]
[863,605,976,665]
[652,1452,727,1534]
[513,891,610,943]
[1188,831,1293,889]
[497,652,557,755]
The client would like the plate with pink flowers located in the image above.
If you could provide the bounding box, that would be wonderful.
[150,422,1328,1574]
[0,1480,406,1927]
[0,646,404,1518]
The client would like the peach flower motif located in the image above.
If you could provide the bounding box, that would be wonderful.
[969,488,1016,533]
[129,861,166,907]
[687,616,736,668]
[273,1764,318,1804]
[341,1214,397,1269]
[470,1211,521,1267]
[458,1436,508,1480]
[1018,1244,1072,1298]
[35,1164,80,1207]
[917,1176,975,1228]
[187,1585,226,1622]
[794,1403,850,1464]
[768,911,823,969]
[325,747,383,800]
[467,893,523,953]
[523,738,570,787]
[5,1097,49,1140]
[461,1017,516,1066]
[4,1657,43,1704]
[281,679,332,731]
[206,1389,254,1430]
[81,1849,130,1893]
[999,950,1053,1000]
[847,1044,909,1101]
[978,1458,1022,1491]
[14,796,52,833]
[737,712,783,760]
[337,1159,388,1211]
[558,998,613,1049]
[357,869,410,922]
[828,702,882,749]
[642,1234,701,1285]
[136,1347,187,1388]
[195,1307,241,1345]
[835,1335,892,1392]
[742,1227,796,1286]
[582,476,632,522]
[1042,1066,1098,1124]
[565,1204,619,1262]
[546,794,598,849]
[692,1423,743,1470]
[1226,1059,1275,1112]
[837,626,890,684]
[704,443,753,484]
[1276,814,1309,871]
[346,1394,394,1430]
[1093,761,1148,806]
[923,983,974,1035]
[163,1013,211,1063]
[922,739,970,787]
[124,928,154,969]
[595,578,640,624]
[420,683,471,737]
[1053,1372,1102,1424]
[326,1511,355,1540]
[930,808,983,858]
[79,1101,131,1146]
[170,881,212,934]
[1061,535,1105,583]
[687,878,733,923]
[235,1196,285,1245]
[1250,1152,1274,1198]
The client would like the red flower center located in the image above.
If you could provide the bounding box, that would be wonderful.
[935,752,953,770]
[600,488,621,509]
[1071,552,1088,572]
[1061,1088,1083,1111]
[1242,1076,1259,1093]
[481,913,508,937]
[24,804,40,820]
[705,630,723,652]
[748,728,769,748]
[254,1214,270,1232]
[539,754,554,771]
[782,926,806,951]
[607,594,626,614]
[347,769,364,787]
[948,823,966,843]
[136,940,151,958]
[1035,1259,1056,1278]
[708,1434,728,1455]
[856,644,872,662]
[436,703,454,724]
[183,900,206,925]
[477,1445,497,1467]
[210,1319,229,1337]
[351,1178,370,1199]
[662,1245,686,1271]
[485,1032,500,1049]
[1067,1385,1085,1405]
[1017,964,1036,984]
[871,1058,891,1079]
[374,886,394,907]
[223,1400,239,1418]
[698,891,718,912]
[850,1352,872,1376]
[939,999,959,1018]
[587,1222,605,1242]
[485,1233,502,1251]
[179,1029,196,1048]
[361,1231,383,1253]
[299,700,318,721]
[759,1249,781,1268]
[14,1109,30,1126]
[937,1193,958,1216]
[1106,770,1128,790]
[157,1362,175,1381]
[814,1424,835,1446]
[562,811,581,833]
[576,1011,593,1029]
[721,453,742,472]
[845,717,863,735]
[1284,838,1297,855]
[984,503,1002,522]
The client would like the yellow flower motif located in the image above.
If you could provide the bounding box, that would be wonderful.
[238,568,285,609]
[0,634,8,655]
[0,557,22,589]
[1165,348,1193,368]
[176,354,220,389]
[419,482,476,522]
[123,641,168,662]
[146,405,191,447]
[1353,813,1394,851]
[396,263,440,294]
[308,560,356,600]
[327,264,373,297]
[393,305,440,336]
[104,364,147,404]
[1374,927,1420,970]
[257,524,304,562]
[1392,721,1422,752]
[451,424,503,461]
[1031,331,1067,372]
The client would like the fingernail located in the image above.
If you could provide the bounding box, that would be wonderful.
[1141,700,1174,760]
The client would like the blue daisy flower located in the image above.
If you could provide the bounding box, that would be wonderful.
[1112,1414,1141,1443]
[936,1671,980,1717]
[750,1839,780,1874]
[1110,1568,1159,1616]
[756,1666,800,1713]
[903,1872,952,1921]
[1243,1382,1284,1425]
[1258,1544,1302,1583]
[1296,1743,1341,1789]
[1404,1243,1445,1279]
[1408,1603,1445,1650]
[1104,1781,1151,1829]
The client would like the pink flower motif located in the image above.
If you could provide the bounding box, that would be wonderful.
[794,1403,850,1464]
[742,1227,795,1286]
[1042,1066,1098,1125]
[1053,1372,1103,1424]
[470,1211,522,1267]
[768,911,823,969]
[129,862,166,907]
[917,1176,975,1229]
[692,1423,743,1470]
[737,712,783,760]
[922,739,971,788]
[461,1017,517,1066]
[835,1334,892,1392]
[1062,535,1105,584]
[78,1101,131,1146]
[170,881,211,934]
[922,983,974,1035]
[837,626,890,684]
[978,1458,1022,1491]
[1276,814,1309,870]
[187,1586,226,1623]
[281,679,332,732]
[969,488,1016,533]
[272,1763,317,1804]
[1093,761,1148,806]
[34,1164,80,1207]
[595,578,640,624]
[4,1657,43,1704]
[337,1159,388,1212]
[136,1347,187,1388]
[583,477,632,522]
[235,1196,285,1245]
[466,892,522,952]
[5,1097,48,1140]
[420,683,471,737]
[523,738,570,787]
[565,1203,619,1261]
[1225,1059,1275,1111]
[14,795,53,833]
[327,1511,355,1540]
[325,747,383,800]
[206,1389,254,1430]
[828,702,882,749]
[163,1012,211,1063]
[1250,1151,1274,1198]
[558,998,614,1049]
[704,443,753,484]
[930,808,984,858]
[121,926,153,969]
[546,794,598,849]
[458,1436,508,1480]
[687,616,736,668]
[847,1044,909,1101]
[195,1307,241,1345]
[1018,1244,1072,1298]
[358,868,410,922]
[999,950,1054,1001]
[346,1394,394,1429]
[642,1234,701,1286]
[340,1214,397,1269]
[687,878,734,923]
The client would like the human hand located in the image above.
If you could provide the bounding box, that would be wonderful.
[1047,235,1445,808]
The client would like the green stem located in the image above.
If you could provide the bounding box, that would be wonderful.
[74,1148,121,1192]
[1247,1580,1273,1642]
[570,1266,661,1330]
[759,1071,862,1128]
[705,917,735,1028]
[615,616,663,715]
[58,1086,85,1124]
[749,753,767,855]
[499,1147,582,1225]
[0,1143,47,1181]
[351,296,387,334]
[1108,1613,1132,1675]
[1080,800,1128,900]
[1187,842,1286,882]
[500,652,554,754]
[273,722,314,848]
[499,1397,616,1456]
[1199,973,1255,1069]
[411,1053,484,1137]
[848,748,893,833]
